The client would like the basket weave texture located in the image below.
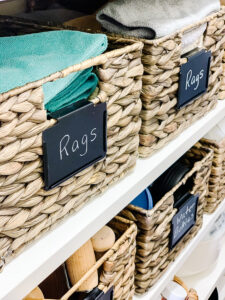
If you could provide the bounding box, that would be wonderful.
[138,8,225,157]
[61,216,137,300]
[219,42,225,99]
[64,9,225,157]
[120,144,213,294]
[219,4,225,100]
[0,18,144,270]
[200,138,225,213]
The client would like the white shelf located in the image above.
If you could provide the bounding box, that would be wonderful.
[180,242,225,300]
[0,101,225,300]
[134,199,225,300]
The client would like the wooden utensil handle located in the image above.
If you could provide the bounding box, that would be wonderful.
[23,287,44,300]
[66,240,98,292]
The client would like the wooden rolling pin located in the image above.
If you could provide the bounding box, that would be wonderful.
[66,240,98,292]
[23,287,44,300]
[91,226,115,260]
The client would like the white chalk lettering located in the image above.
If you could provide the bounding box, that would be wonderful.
[90,128,97,142]
[80,134,88,157]
[60,134,70,160]
[185,69,204,91]
[59,128,98,160]
[173,198,197,242]
[72,140,79,153]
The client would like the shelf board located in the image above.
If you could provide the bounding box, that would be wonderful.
[0,101,225,300]
[180,242,225,300]
[134,199,225,300]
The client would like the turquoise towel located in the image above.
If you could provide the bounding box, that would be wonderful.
[45,67,98,112]
[0,30,107,111]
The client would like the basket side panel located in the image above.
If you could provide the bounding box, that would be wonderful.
[121,145,213,294]
[99,219,137,300]
[139,10,225,158]
[200,139,225,213]
[0,46,143,269]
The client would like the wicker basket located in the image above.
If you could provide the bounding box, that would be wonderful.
[120,143,213,294]
[64,217,137,300]
[0,16,143,270]
[65,8,225,157]
[200,138,225,213]
[136,8,225,157]
[30,216,137,300]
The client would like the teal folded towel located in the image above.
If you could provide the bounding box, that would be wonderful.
[44,67,98,112]
[0,30,107,111]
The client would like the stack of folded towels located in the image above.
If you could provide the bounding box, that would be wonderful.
[96,0,220,39]
[0,30,107,112]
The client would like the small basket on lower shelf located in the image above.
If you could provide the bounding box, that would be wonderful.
[120,143,213,294]
[200,138,225,213]
[37,216,137,300]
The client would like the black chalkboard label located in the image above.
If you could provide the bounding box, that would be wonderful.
[96,287,114,300]
[177,49,211,109]
[43,101,107,190]
[170,194,198,249]
[82,286,114,300]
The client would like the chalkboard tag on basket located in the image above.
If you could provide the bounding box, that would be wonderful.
[97,286,113,300]
[177,49,211,109]
[71,286,114,300]
[84,286,113,300]
[170,193,198,249]
[43,100,107,190]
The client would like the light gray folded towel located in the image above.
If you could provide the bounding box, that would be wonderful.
[96,0,220,39]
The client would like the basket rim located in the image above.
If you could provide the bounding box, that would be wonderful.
[0,15,143,101]
[104,7,225,46]
[201,136,225,148]
[128,145,213,216]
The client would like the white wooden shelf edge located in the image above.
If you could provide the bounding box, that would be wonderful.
[0,101,225,300]
[134,200,225,300]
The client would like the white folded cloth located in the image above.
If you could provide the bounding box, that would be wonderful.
[96,0,220,39]
[182,23,207,54]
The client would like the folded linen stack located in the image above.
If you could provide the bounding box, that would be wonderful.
[0,30,107,112]
[96,0,220,39]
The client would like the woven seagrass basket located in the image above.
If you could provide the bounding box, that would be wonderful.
[36,216,137,300]
[136,8,225,157]
[0,16,143,270]
[65,8,225,157]
[200,137,225,213]
[120,143,213,294]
